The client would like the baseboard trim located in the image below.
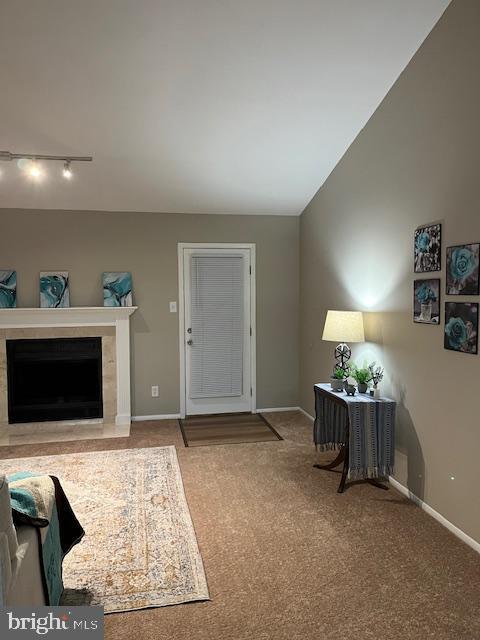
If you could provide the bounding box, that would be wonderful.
[258,406,315,421]
[132,414,181,422]
[388,476,480,554]
[133,407,313,421]
[257,406,300,413]
[297,406,314,421]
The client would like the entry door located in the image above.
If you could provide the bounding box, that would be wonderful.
[183,248,252,415]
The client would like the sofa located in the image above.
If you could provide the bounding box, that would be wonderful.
[0,474,46,606]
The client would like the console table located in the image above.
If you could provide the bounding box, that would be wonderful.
[313,383,396,493]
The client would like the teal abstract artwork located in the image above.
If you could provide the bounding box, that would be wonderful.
[0,270,17,308]
[40,272,70,308]
[103,272,133,307]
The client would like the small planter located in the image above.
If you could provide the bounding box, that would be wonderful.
[358,382,368,394]
[330,378,344,392]
[345,384,356,396]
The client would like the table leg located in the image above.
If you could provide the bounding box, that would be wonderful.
[313,442,350,493]
[367,478,389,490]
[313,446,345,471]
[337,445,349,493]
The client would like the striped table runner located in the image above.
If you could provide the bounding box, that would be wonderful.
[313,383,396,480]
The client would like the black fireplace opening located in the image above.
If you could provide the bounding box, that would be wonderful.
[6,337,103,423]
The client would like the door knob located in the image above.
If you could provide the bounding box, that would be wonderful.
[187,339,193,346]
[187,327,192,334]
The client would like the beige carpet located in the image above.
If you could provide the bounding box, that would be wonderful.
[1,446,209,613]
[179,412,282,446]
[1,412,479,639]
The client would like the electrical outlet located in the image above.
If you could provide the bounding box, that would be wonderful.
[169,301,177,313]
[151,385,159,398]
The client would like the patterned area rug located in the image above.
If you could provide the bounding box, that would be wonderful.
[2,446,209,613]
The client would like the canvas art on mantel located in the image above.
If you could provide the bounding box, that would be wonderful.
[0,271,17,308]
[414,223,441,273]
[40,272,70,308]
[103,272,133,307]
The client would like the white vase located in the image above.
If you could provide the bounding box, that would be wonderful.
[373,386,381,400]
[419,302,432,322]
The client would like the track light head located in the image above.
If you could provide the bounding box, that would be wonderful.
[27,160,42,180]
[62,160,73,179]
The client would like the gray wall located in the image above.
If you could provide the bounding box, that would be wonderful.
[0,210,299,415]
[300,0,480,542]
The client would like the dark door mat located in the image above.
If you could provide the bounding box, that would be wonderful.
[179,412,282,447]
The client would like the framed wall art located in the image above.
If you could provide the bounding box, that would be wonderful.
[414,279,440,324]
[444,302,478,355]
[446,243,479,295]
[414,223,441,273]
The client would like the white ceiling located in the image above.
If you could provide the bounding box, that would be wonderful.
[0,0,449,215]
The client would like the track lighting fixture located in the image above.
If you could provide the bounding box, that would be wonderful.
[0,150,92,182]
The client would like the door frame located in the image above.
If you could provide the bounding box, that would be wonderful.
[178,242,256,419]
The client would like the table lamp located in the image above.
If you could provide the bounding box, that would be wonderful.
[322,310,365,375]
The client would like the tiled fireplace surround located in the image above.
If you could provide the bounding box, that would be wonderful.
[0,307,137,446]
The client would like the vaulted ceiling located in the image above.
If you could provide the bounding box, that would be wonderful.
[0,0,449,215]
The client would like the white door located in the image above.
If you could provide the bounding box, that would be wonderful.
[182,247,253,416]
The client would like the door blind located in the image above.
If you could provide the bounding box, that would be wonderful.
[189,255,244,399]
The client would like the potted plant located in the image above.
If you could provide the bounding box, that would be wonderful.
[368,362,384,399]
[350,363,370,393]
[330,366,346,392]
[416,281,437,322]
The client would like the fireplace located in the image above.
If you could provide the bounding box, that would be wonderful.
[6,337,103,423]
[0,306,136,443]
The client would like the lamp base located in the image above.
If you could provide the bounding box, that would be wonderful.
[334,342,351,375]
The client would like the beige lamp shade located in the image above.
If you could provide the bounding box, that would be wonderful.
[322,310,365,343]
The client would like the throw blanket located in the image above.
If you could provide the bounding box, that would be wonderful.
[8,473,84,605]
[314,383,396,480]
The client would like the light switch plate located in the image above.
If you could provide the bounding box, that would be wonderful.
[151,385,159,397]
[169,301,177,313]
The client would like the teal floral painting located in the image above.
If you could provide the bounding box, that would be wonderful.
[414,223,441,273]
[446,243,479,295]
[414,279,439,324]
[40,272,70,308]
[444,302,478,354]
[103,272,133,307]
[0,271,17,308]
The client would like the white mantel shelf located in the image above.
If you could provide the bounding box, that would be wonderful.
[0,306,138,328]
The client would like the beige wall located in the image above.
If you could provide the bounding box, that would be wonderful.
[300,0,480,542]
[0,210,299,415]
